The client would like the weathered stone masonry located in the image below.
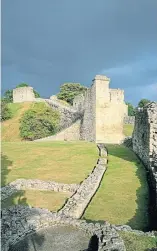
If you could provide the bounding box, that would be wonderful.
[59,144,107,219]
[132,102,157,228]
[74,75,128,144]
[1,206,126,251]
[13,87,35,103]
[1,179,79,201]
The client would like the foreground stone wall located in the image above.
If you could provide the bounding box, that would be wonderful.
[1,205,126,251]
[13,87,35,103]
[132,102,157,227]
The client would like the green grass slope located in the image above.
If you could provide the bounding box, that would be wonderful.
[1,102,32,142]
[83,145,149,230]
[1,141,98,186]
[123,124,134,137]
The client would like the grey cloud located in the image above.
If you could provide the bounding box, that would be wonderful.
[2,0,157,103]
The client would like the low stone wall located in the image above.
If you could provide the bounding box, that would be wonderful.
[113,224,157,237]
[1,205,126,251]
[1,179,79,201]
[59,144,107,218]
[124,116,135,124]
[132,102,157,229]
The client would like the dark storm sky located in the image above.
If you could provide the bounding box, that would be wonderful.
[2,0,157,105]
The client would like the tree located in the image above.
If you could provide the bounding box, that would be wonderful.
[138,99,151,108]
[20,102,60,140]
[126,102,135,116]
[16,83,29,88]
[1,100,12,121]
[57,83,87,105]
[3,90,13,103]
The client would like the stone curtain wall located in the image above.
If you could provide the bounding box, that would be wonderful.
[109,89,124,103]
[80,86,96,141]
[13,87,35,103]
[45,98,82,131]
[132,102,157,227]
[124,116,135,124]
[73,93,85,112]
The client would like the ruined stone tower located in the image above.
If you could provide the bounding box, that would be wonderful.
[13,87,35,103]
[79,75,127,143]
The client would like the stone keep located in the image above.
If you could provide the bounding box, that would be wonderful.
[79,75,127,143]
[13,87,35,103]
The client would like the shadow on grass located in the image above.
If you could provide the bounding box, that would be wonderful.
[145,248,157,251]
[106,145,149,231]
[1,154,45,251]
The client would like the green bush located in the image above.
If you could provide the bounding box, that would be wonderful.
[20,103,60,140]
[1,100,12,121]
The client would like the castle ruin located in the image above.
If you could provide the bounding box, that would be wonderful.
[13,86,35,103]
[74,75,127,143]
[13,75,128,144]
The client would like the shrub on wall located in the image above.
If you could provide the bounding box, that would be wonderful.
[1,100,12,121]
[19,102,60,140]
[57,83,87,105]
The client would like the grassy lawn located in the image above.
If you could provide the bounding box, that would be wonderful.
[1,141,98,186]
[1,190,70,212]
[123,124,134,137]
[2,102,32,142]
[83,145,149,230]
[120,232,157,251]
